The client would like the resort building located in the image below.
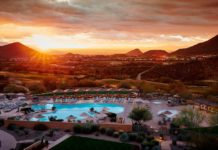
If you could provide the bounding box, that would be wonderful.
[34,88,138,101]
[194,99,218,113]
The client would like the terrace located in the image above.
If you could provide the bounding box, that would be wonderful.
[0,89,189,131]
[0,89,204,150]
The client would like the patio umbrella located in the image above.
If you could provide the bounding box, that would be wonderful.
[80,112,89,117]
[101,107,109,113]
[67,115,77,120]
[35,114,45,118]
[158,114,166,118]
[47,99,53,103]
[163,110,172,115]
[135,99,144,104]
[86,116,96,122]
[96,113,107,119]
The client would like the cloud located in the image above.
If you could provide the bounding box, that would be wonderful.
[0,0,217,53]
[0,0,217,30]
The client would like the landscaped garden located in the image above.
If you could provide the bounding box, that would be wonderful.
[51,136,140,150]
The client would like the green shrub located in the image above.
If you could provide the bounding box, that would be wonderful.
[99,127,106,134]
[73,123,99,134]
[128,133,138,141]
[19,126,25,130]
[118,130,124,135]
[7,123,17,130]
[119,132,129,142]
[113,132,119,138]
[136,135,144,143]
[90,124,99,132]
[138,132,145,138]
[73,124,82,133]
[146,136,154,142]
[142,140,160,150]
[95,132,99,136]
[64,129,71,133]
[33,124,48,131]
[105,128,115,136]
[82,124,92,134]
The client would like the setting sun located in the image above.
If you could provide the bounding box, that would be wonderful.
[0,1,218,150]
[22,34,89,51]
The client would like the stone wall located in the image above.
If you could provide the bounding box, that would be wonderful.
[4,120,132,132]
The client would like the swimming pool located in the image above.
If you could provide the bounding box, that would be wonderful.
[30,103,124,122]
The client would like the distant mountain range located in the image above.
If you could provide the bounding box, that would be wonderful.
[170,35,218,57]
[0,42,39,59]
[143,50,169,58]
[0,35,218,59]
[124,49,169,58]
[126,48,143,56]
[125,35,218,57]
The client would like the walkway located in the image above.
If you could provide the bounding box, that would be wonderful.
[44,134,71,150]
[0,129,17,150]
[161,140,171,150]
[136,66,156,80]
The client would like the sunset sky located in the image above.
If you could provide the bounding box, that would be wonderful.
[0,0,218,54]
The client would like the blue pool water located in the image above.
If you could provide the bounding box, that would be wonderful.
[30,103,124,122]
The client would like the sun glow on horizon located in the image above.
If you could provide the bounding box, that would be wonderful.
[21,34,89,51]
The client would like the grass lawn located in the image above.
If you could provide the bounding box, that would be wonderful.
[51,136,140,150]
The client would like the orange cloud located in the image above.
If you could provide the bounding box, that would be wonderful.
[0,0,217,54]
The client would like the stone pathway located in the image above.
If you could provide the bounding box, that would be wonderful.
[0,129,17,150]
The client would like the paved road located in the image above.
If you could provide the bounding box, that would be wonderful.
[0,130,17,150]
[136,66,156,80]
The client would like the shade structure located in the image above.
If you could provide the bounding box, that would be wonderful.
[85,116,96,122]
[17,93,25,96]
[34,88,138,97]
[101,107,110,113]
[134,99,145,104]
[80,112,89,117]
[35,114,45,118]
[163,110,172,115]
[67,115,77,120]
[96,113,107,119]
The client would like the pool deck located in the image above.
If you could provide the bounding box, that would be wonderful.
[0,98,209,128]
[0,129,17,150]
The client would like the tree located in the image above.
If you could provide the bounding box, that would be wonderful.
[128,108,152,125]
[209,113,218,126]
[173,108,204,128]
[42,76,57,90]
[77,79,98,87]
[204,83,218,98]
[137,82,155,94]
[168,81,187,95]
[118,81,131,89]
[3,84,29,93]
[26,82,46,94]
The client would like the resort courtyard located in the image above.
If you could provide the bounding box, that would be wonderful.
[0,88,214,150]
[0,88,195,131]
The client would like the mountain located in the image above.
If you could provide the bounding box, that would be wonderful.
[126,48,143,56]
[171,35,218,57]
[143,50,168,58]
[141,56,218,81]
[64,52,82,58]
[0,42,39,59]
